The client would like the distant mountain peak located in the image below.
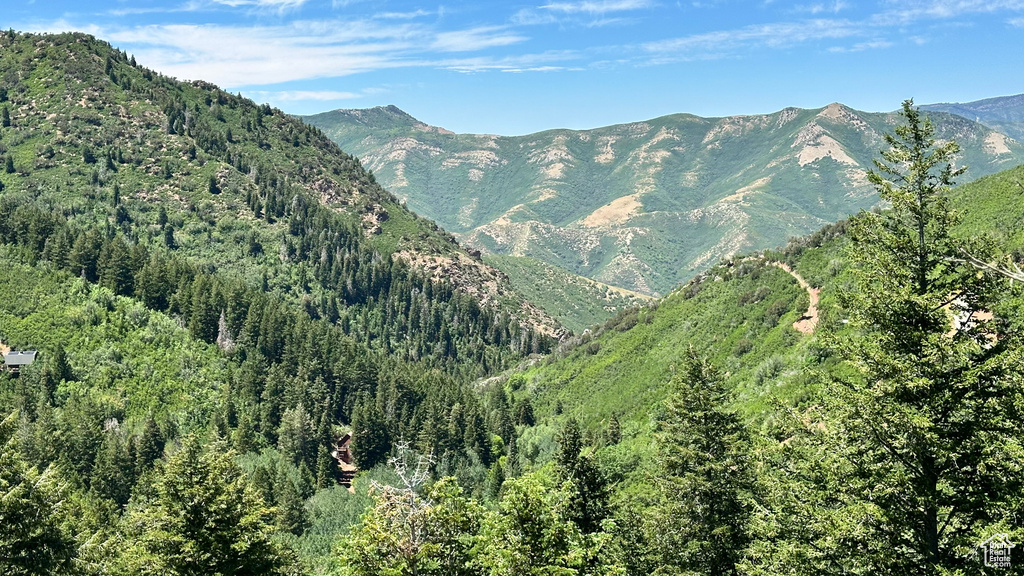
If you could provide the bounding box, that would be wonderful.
[921,93,1024,141]
[304,101,1024,297]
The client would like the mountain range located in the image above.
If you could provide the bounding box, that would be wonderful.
[4,29,1024,576]
[922,93,1024,141]
[304,102,1024,298]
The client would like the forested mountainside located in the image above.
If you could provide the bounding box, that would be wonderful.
[304,103,1023,296]
[3,29,1024,576]
[923,93,1024,141]
[0,31,560,342]
[0,30,558,574]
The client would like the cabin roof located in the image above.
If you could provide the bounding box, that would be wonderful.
[3,351,37,366]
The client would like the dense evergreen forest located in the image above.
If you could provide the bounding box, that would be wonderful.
[2,30,1023,576]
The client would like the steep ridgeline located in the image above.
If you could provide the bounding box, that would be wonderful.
[0,31,561,346]
[304,104,1023,296]
[923,93,1024,141]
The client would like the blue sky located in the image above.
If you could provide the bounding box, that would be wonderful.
[7,0,1024,135]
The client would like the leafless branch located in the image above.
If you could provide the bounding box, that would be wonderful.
[948,249,1024,283]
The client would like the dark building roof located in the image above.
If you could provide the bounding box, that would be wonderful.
[3,351,37,366]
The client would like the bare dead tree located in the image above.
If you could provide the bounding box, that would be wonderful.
[365,443,435,574]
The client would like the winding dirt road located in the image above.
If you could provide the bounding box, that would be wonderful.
[772,262,819,334]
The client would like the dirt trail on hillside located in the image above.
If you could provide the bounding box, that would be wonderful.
[772,262,819,334]
[0,340,9,355]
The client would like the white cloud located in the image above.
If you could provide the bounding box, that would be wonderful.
[877,0,1024,22]
[540,0,653,13]
[431,27,528,52]
[107,2,205,17]
[86,21,427,86]
[827,39,894,52]
[792,0,850,14]
[644,18,861,60]
[438,50,580,73]
[501,66,570,72]
[212,0,309,9]
[374,10,433,20]
[19,17,565,88]
[1010,16,1024,25]
[245,90,363,101]
[510,9,560,25]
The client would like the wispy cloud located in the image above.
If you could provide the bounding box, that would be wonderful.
[21,17,567,87]
[438,50,581,73]
[107,2,205,17]
[374,9,433,20]
[431,26,528,52]
[877,0,1024,23]
[246,89,364,101]
[643,18,861,61]
[212,0,309,10]
[828,39,894,52]
[792,0,850,14]
[501,65,577,72]
[22,0,1024,99]
[540,0,653,13]
[36,19,420,86]
[514,0,650,28]
[510,9,560,25]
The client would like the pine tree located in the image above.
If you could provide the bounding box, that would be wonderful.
[350,399,391,470]
[134,415,164,471]
[163,224,175,249]
[315,444,335,489]
[649,349,752,575]
[555,418,609,534]
[276,404,315,469]
[121,436,292,575]
[98,236,133,296]
[70,229,102,281]
[49,342,74,385]
[745,100,1024,575]
[91,430,135,506]
[0,413,76,575]
[606,413,621,446]
[188,276,219,343]
[274,467,308,536]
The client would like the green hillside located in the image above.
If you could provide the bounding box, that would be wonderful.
[0,31,559,574]
[503,161,1024,468]
[485,254,652,333]
[304,103,1023,296]
[0,32,559,340]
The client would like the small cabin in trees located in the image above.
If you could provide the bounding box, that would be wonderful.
[332,433,357,490]
[335,433,353,465]
[2,350,37,375]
